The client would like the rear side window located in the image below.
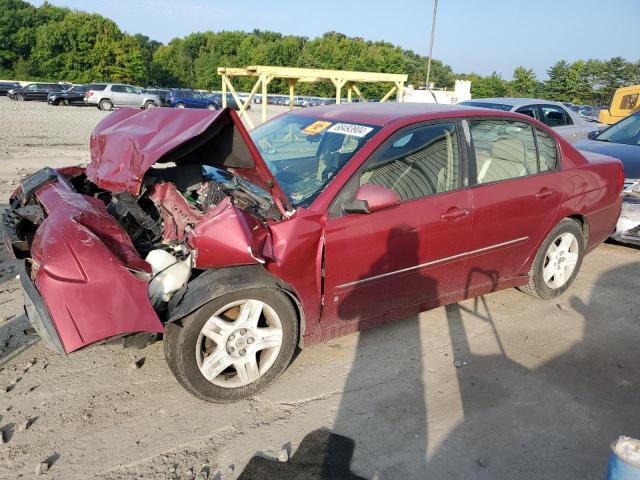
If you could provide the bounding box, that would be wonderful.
[111,85,126,93]
[469,120,537,184]
[360,122,460,201]
[469,120,559,184]
[535,128,558,172]
[619,93,639,111]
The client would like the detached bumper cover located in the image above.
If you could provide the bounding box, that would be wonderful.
[3,168,164,353]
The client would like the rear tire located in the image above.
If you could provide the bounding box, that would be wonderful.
[99,99,113,111]
[164,287,298,403]
[207,103,216,110]
[175,103,185,109]
[144,100,156,110]
[519,218,585,299]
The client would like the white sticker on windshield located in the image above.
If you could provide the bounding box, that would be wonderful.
[327,123,373,137]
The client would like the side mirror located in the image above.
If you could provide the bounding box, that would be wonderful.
[343,184,401,214]
[587,130,600,139]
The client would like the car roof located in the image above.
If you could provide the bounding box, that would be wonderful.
[462,97,570,109]
[292,102,509,126]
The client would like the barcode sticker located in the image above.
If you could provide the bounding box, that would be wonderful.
[327,123,373,137]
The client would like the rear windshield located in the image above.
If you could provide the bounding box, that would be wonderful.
[89,84,107,91]
[459,101,513,111]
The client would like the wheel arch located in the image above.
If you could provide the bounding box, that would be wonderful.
[520,213,589,275]
[166,265,306,348]
[566,213,590,242]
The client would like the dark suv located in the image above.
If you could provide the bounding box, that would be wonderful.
[0,81,21,96]
[9,83,67,101]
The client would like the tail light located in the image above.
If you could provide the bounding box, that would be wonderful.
[617,164,625,194]
[87,90,94,97]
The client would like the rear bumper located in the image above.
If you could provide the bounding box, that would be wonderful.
[19,262,65,354]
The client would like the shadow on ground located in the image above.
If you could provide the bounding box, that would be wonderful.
[239,242,640,479]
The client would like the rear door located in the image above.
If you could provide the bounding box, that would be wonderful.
[322,120,473,324]
[110,85,128,105]
[463,118,562,292]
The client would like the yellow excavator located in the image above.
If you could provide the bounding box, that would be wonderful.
[599,84,640,124]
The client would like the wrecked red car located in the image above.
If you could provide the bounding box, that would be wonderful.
[2,104,623,402]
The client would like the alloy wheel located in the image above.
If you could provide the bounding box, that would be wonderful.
[542,232,579,289]
[195,299,283,388]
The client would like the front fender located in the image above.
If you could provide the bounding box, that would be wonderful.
[167,265,306,347]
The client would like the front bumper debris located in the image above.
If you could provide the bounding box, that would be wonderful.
[612,197,640,245]
[19,262,65,354]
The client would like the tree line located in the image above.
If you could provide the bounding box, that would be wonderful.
[1,0,638,104]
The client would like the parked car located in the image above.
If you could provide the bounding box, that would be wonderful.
[85,84,161,111]
[167,89,219,110]
[210,92,248,110]
[576,111,640,245]
[8,83,67,101]
[0,81,21,96]
[48,84,106,106]
[458,98,600,143]
[598,84,640,125]
[2,103,622,402]
[143,88,171,106]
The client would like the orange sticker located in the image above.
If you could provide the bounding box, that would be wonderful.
[302,120,331,135]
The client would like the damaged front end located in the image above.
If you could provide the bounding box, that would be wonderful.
[613,180,640,245]
[2,108,290,353]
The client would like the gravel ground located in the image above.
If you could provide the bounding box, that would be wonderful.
[0,97,639,480]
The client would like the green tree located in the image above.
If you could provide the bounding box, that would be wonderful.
[465,72,508,98]
[508,66,537,97]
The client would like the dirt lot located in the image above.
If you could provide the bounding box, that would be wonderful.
[0,97,639,479]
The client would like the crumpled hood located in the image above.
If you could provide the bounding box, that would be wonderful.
[86,107,291,211]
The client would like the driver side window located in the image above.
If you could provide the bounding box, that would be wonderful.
[359,122,460,201]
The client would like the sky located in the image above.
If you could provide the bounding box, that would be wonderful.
[30,0,640,79]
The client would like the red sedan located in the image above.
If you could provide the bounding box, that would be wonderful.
[3,103,623,402]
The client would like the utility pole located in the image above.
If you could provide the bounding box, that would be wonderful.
[425,0,439,88]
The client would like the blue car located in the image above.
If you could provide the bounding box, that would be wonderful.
[167,89,219,110]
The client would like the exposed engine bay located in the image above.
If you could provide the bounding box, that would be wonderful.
[6,163,281,314]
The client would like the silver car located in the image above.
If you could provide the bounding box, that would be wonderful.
[458,98,601,144]
[85,84,161,111]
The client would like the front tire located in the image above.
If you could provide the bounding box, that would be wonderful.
[15,93,24,101]
[207,103,217,110]
[99,99,113,111]
[164,288,298,403]
[175,102,185,109]
[519,219,585,299]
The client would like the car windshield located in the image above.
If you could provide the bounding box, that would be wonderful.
[250,115,380,207]
[595,113,640,146]
[459,101,513,111]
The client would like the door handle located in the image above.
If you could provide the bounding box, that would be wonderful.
[536,188,555,199]
[441,207,470,221]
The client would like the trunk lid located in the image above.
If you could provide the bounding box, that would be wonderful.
[86,107,292,213]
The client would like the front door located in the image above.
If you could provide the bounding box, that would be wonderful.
[322,120,473,326]
[463,118,563,293]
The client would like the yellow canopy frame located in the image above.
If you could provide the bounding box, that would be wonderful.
[217,65,407,129]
